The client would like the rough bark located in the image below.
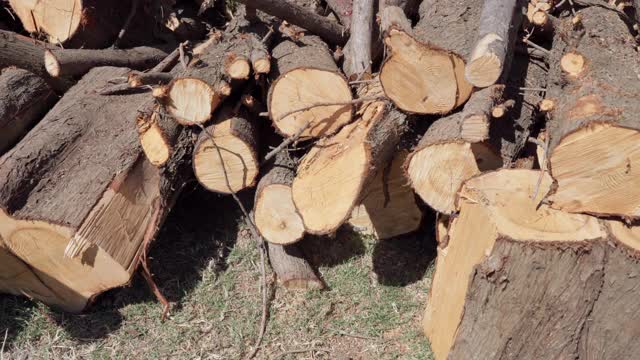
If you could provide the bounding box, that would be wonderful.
[266,242,324,290]
[44,46,171,78]
[193,107,259,194]
[465,0,524,87]
[0,67,57,155]
[326,0,353,27]
[292,80,406,234]
[0,29,73,92]
[0,66,191,312]
[343,0,374,79]
[234,0,347,45]
[254,151,305,244]
[268,35,352,139]
[545,7,640,218]
[8,0,157,48]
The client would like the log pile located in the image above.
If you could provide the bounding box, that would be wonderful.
[1,0,639,358]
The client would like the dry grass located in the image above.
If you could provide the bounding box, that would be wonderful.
[0,185,436,359]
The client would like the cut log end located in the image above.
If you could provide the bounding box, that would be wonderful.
[461,115,490,142]
[193,113,259,194]
[532,11,549,27]
[560,52,586,77]
[269,68,352,138]
[137,113,171,167]
[380,30,472,114]
[255,184,306,245]
[539,98,555,112]
[227,57,251,80]
[549,123,640,218]
[252,58,271,74]
[167,78,221,125]
[407,142,502,214]
[348,151,422,240]
[10,0,83,45]
[43,50,61,77]
[465,53,502,88]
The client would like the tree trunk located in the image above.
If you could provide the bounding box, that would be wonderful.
[546,7,640,218]
[0,67,57,155]
[254,152,306,245]
[0,29,73,92]
[348,150,422,239]
[44,46,171,78]
[342,0,374,80]
[266,242,324,290]
[423,169,640,360]
[192,107,259,194]
[8,0,157,48]
[0,66,190,312]
[268,35,352,139]
[292,79,406,234]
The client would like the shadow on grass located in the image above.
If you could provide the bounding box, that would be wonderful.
[0,184,243,347]
[371,210,437,287]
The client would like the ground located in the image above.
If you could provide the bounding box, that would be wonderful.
[0,185,436,359]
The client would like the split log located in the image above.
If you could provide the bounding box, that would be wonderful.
[0,66,191,312]
[44,46,171,78]
[193,107,259,194]
[266,242,324,290]
[405,99,504,214]
[348,150,422,239]
[423,169,640,360]
[254,152,305,245]
[8,0,157,48]
[0,29,72,92]
[464,0,523,87]
[234,0,348,45]
[292,80,406,234]
[0,67,57,155]
[268,35,352,139]
[546,7,640,218]
[343,0,374,79]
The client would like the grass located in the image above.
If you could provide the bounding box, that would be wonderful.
[0,186,436,359]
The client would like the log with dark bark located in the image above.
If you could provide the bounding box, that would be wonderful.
[546,7,640,218]
[292,80,406,234]
[348,150,422,239]
[268,35,352,139]
[465,0,523,87]
[378,3,473,114]
[234,0,348,45]
[0,29,73,92]
[266,242,324,290]
[0,67,57,155]
[8,0,158,48]
[193,107,259,194]
[44,46,171,78]
[423,169,640,360]
[254,152,305,245]
[0,66,191,312]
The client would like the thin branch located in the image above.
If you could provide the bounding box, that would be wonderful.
[112,0,139,49]
[194,124,269,360]
[522,38,551,54]
[1,328,8,360]
[528,135,550,201]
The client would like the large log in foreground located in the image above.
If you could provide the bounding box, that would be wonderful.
[0,67,189,312]
[0,67,56,155]
[423,169,640,359]
[268,36,353,139]
[546,7,640,218]
[292,80,406,234]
